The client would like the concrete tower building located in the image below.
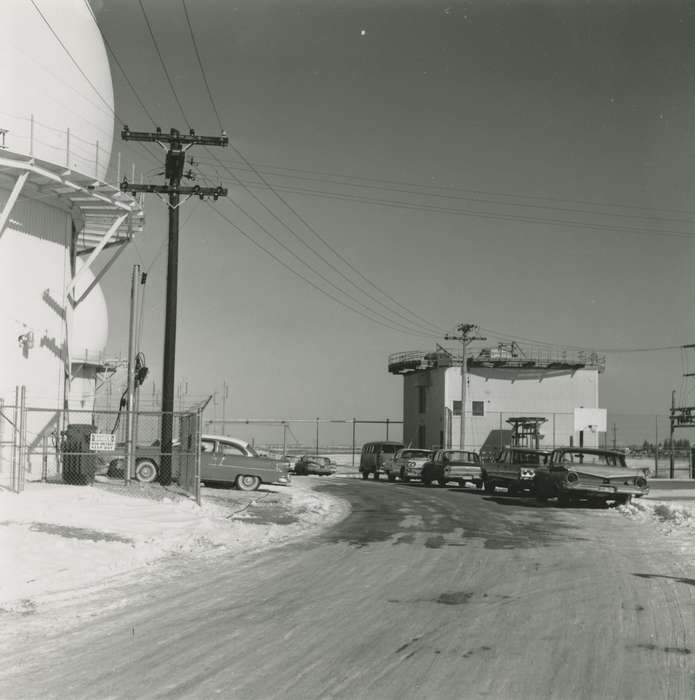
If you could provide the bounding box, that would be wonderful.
[389,344,605,456]
[0,0,144,484]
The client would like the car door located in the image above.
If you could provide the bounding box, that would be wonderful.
[197,438,218,479]
[214,440,252,484]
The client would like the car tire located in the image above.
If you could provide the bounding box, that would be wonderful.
[614,494,632,506]
[475,480,484,490]
[361,471,368,480]
[387,472,396,482]
[236,475,261,491]
[423,478,432,487]
[134,459,158,483]
[508,483,519,496]
[373,472,380,480]
[557,493,571,507]
[484,479,495,494]
[403,475,410,483]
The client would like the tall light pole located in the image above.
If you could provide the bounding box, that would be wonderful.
[445,324,485,450]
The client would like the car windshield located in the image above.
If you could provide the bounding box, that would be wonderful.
[445,451,479,463]
[400,449,431,459]
[245,445,260,458]
[381,444,402,454]
[554,450,626,467]
[517,452,550,465]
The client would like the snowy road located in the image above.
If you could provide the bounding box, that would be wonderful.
[2,478,695,699]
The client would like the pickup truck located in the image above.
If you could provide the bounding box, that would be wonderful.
[107,434,291,491]
[481,447,552,495]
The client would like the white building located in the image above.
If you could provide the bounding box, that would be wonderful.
[389,345,605,456]
[0,1,143,484]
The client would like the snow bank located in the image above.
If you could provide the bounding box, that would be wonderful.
[617,497,695,537]
[0,477,349,612]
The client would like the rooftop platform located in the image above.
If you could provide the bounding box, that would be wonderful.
[388,347,606,375]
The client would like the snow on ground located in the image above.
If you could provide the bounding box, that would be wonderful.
[615,485,695,556]
[3,464,694,618]
[0,475,350,613]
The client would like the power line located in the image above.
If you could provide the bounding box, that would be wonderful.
[197,156,695,222]
[137,0,191,129]
[178,11,447,335]
[199,175,695,241]
[29,0,124,127]
[181,0,224,132]
[206,202,439,339]
[479,325,684,354]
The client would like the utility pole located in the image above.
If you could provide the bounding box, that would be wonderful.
[670,389,676,479]
[121,126,228,485]
[124,264,140,486]
[445,323,486,450]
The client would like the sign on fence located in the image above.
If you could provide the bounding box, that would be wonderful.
[89,433,116,452]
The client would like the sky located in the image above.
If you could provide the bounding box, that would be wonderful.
[84,0,695,440]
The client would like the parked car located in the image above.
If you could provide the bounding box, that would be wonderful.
[293,455,337,476]
[359,441,405,480]
[421,449,483,488]
[481,447,552,495]
[534,447,649,506]
[108,435,291,491]
[393,448,433,482]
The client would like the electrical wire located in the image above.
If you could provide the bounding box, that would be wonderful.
[478,325,685,354]
[207,201,438,338]
[175,2,448,335]
[197,156,695,222]
[28,0,125,127]
[210,149,449,335]
[181,0,224,132]
[198,175,695,242]
[137,0,191,130]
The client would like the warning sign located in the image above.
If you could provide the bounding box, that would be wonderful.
[89,433,116,452]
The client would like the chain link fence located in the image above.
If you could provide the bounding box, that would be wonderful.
[204,417,403,469]
[1,392,205,501]
[3,395,692,490]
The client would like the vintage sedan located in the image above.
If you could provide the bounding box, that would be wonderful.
[534,447,648,506]
[293,455,337,476]
[481,447,552,495]
[421,449,483,488]
[108,435,291,490]
[393,448,433,482]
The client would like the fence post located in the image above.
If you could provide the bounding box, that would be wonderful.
[42,434,48,482]
[552,413,556,449]
[11,388,19,492]
[18,385,27,492]
[386,418,390,440]
[654,415,659,477]
[352,418,356,469]
[195,408,202,506]
[315,418,319,456]
[0,398,4,478]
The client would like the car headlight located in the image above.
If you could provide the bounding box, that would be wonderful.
[408,461,415,467]
[566,471,579,483]
[635,476,647,488]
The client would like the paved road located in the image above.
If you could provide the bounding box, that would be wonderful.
[2,478,695,699]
